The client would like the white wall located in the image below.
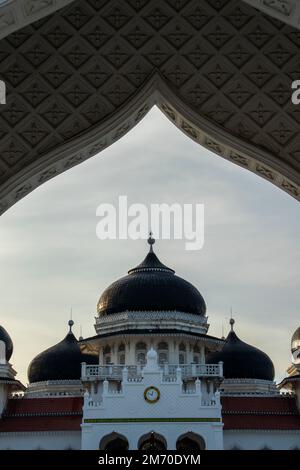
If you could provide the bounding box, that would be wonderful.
[82,422,223,450]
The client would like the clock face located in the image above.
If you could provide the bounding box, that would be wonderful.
[144,386,160,404]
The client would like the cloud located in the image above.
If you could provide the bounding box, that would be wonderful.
[0,107,299,384]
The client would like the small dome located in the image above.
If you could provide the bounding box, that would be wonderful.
[28,324,97,383]
[97,238,206,317]
[0,324,13,361]
[291,327,300,353]
[207,321,275,381]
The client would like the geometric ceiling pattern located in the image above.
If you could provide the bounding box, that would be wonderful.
[0,0,299,214]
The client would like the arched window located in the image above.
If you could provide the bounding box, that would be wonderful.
[100,433,129,451]
[138,432,167,451]
[193,344,200,364]
[158,341,169,365]
[118,343,125,364]
[179,343,186,364]
[119,354,125,365]
[103,345,111,365]
[176,432,205,452]
[136,342,147,365]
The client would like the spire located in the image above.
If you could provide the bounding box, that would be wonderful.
[221,321,225,340]
[79,325,83,341]
[147,231,155,253]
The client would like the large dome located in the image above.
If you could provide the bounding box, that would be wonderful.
[97,239,206,317]
[28,322,97,383]
[0,324,13,361]
[207,321,275,381]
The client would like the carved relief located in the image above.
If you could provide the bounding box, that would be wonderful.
[0,0,299,214]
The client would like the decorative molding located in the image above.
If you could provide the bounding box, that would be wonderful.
[0,1,299,44]
[0,0,299,215]
[0,0,75,40]
[84,417,221,423]
[243,1,300,29]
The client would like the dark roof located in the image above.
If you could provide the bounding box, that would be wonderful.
[0,324,13,362]
[4,397,83,416]
[222,396,300,430]
[28,331,98,383]
[0,397,83,432]
[207,329,275,381]
[97,250,206,317]
[80,329,224,344]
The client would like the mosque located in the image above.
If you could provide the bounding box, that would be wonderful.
[0,236,299,450]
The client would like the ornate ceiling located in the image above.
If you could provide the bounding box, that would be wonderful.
[0,0,299,214]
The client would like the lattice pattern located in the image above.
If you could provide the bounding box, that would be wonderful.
[0,0,299,211]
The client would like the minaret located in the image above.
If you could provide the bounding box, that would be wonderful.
[0,325,24,416]
[278,327,300,412]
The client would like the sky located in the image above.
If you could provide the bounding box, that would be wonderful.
[0,106,299,385]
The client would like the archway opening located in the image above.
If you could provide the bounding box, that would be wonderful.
[99,432,129,451]
[138,432,167,451]
[176,432,206,452]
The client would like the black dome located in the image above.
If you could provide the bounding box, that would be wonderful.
[0,325,13,361]
[28,329,97,383]
[97,247,206,317]
[207,327,275,381]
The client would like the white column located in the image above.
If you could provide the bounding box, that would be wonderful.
[126,339,136,364]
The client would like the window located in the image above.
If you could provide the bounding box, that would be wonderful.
[137,352,146,365]
[119,354,125,365]
[103,345,111,365]
[193,345,200,364]
[158,352,168,364]
[136,342,147,365]
[179,343,186,364]
[118,343,125,364]
[158,341,168,365]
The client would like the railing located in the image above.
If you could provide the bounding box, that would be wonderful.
[81,363,222,381]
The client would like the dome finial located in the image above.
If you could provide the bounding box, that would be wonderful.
[147,231,155,253]
[68,308,74,333]
[229,316,235,332]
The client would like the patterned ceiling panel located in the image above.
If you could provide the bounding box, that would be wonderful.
[0,0,299,212]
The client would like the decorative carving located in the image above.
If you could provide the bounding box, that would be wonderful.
[255,164,276,181]
[281,179,300,197]
[181,120,198,140]
[204,138,224,155]
[0,0,299,214]
[229,152,249,167]
[38,167,58,183]
[14,183,32,201]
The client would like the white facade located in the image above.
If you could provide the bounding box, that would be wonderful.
[81,348,223,450]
